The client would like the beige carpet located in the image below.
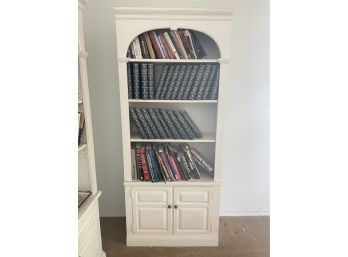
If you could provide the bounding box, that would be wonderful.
[100,216,269,257]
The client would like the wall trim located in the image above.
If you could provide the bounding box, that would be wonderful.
[100,211,269,217]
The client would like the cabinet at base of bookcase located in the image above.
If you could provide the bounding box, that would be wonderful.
[124,183,220,246]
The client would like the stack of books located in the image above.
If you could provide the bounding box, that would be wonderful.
[127,63,220,100]
[127,29,206,59]
[129,107,202,139]
[131,143,214,182]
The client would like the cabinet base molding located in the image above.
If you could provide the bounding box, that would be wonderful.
[127,235,218,247]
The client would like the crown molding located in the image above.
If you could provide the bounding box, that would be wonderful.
[114,7,233,21]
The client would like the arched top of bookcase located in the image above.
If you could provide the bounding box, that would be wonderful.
[126,28,221,59]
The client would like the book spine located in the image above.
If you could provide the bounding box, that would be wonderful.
[166,146,183,180]
[145,145,156,182]
[164,65,181,99]
[188,64,205,100]
[173,110,195,139]
[183,145,200,179]
[127,63,133,99]
[184,30,197,59]
[154,108,172,138]
[164,146,179,180]
[159,147,175,181]
[129,108,147,138]
[131,147,137,179]
[139,34,150,59]
[154,65,169,99]
[163,32,180,59]
[190,147,214,173]
[139,146,151,181]
[134,108,154,138]
[195,64,212,100]
[202,64,218,100]
[159,109,180,139]
[140,63,148,99]
[174,30,189,59]
[149,31,164,59]
[135,144,144,180]
[159,65,175,99]
[144,32,156,59]
[179,30,193,59]
[170,65,186,99]
[191,31,207,59]
[148,108,167,138]
[177,152,191,179]
[208,66,220,100]
[180,110,202,138]
[169,31,185,59]
[141,108,160,138]
[169,146,186,180]
[147,63,154,99]
[149,146,163,182]
[133,36,143,59]
[157,33,170,59]
[132,63,140,99]
[166,110,189,139]
[183,65,199,99]
[176,65,192,99]
[155,147,169,181]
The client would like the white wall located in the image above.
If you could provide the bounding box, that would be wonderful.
[84,0,269,216]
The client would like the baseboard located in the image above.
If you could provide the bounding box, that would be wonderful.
[127,235,218,247]
[219,211,270,216]
[100,211,125,217]
[100,211,269,217]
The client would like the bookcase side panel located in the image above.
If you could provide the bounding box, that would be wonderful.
[117,62,132,181]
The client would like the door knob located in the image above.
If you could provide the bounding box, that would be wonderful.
[168,205,172,209]
[174,205,178,209]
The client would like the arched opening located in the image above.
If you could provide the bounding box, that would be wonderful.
[126,28,221,59]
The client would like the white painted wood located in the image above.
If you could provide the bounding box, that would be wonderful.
[79,0,105,256]
[132,187,172,235]
[114,7,232,247]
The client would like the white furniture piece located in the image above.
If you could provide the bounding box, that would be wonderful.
[114,7,232,246]
[78,0,105,256]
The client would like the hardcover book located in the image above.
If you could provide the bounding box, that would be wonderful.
[159,109,180,139]
[139,34,150,59]
[129,108,148,139]
[176,65,193,99]
[188,64,206,99]
[202,65,218,100]
[140,63,148,99]
[163,32,180,59]
[144,32,156,59]
[127,62,133,99]
[154,65,169,99]
[132,63,140,99]
[182,65,199,99]
[208,67,220,100]
[134,108,154,138]
[180,110,202,138]
[149,31,165,59]
[195,64,212,100]
[170,64,186,99]
[159,65,175,99]
[148,63,154,99]
[164,65,181,99]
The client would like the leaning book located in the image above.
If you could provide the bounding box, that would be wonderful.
[78,191,92,208]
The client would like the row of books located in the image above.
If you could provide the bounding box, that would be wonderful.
[129,107,202,139]
[127,63,220,100]
[127,29,206,60]
[131,143,214,182]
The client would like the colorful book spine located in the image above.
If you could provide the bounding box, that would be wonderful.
[147,108,167,138]
[188,64,205,100]
[180,110,202,138]
[146,145,158,182]
[159,109,180,139]
[195,64,212,100]
[166,110,189,139]
[159,146,175,181]
[139,146,151,181]
[166,146,183,180]
[173,30,189,59]
[141,108,160,138]
[173,110,196,139]
[140,63,148,99]
[132,63,140,99]
[131,147,137,179]
[191,147,214,176]
[127,62,133,99]
[139,34,150,59]
[164,146,179,180]
[154,65,169,99]
[144,32,156,59]
[155,147,170,181]
[170,65,186,99]
[134,108,154,138]
[183,30,197,59]
[202,65,218,100]
[176,65,192,99]
[168,146,186,180]
[135,144,143,180]
[183,145,200,179]
[133,36,143,59]
[169,31,185,59]
[163,32,180,59]
[182,65,199,99]
[157,33,170,59]
[164,65,181,99]
[148,63,154,99]
[177,152,191,179]
[150,146,164,182]
[159,65,175,99]
[179,30,193,59]
[149,31,164,59]
[208,67,220,100]
[129,108,147,139]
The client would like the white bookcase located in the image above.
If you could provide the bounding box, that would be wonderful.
[114,7,232,246]
[78,0,105,256]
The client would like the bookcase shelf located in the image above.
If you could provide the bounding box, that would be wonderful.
[127,58,220,63]
[128,99,218,104]
[130,132,216,143]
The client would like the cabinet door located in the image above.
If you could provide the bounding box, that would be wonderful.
[79,232,98,257]
[173,187,214,235]
[132,187,172,235]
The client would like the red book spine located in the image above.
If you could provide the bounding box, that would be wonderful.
[149,31,164,59]
[169,155,183,181]
[139,146,150,181]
